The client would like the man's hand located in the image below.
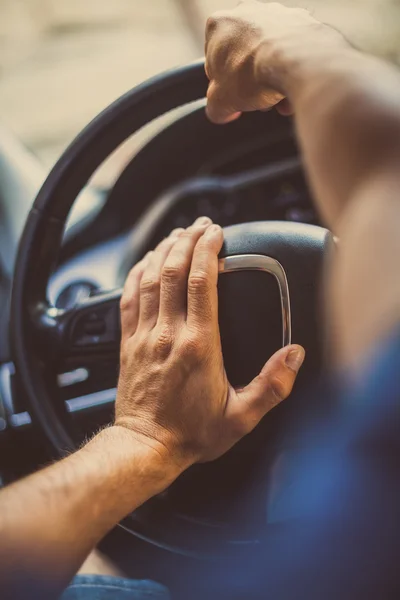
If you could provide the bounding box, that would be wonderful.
[205,0,344,123]
[205,2,400,371]
[116,217,304,468]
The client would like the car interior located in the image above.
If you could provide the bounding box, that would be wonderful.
[0,60,332,593]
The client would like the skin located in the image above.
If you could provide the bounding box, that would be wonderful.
[0,217,303,597]
[205,1,400,371]
[1,0,400,595]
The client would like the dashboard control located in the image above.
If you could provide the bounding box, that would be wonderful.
[0,362,31,428]
[71,305,119,349]
[0,362,116,428]
[57,367,89,388]
[83,312,107,336]
[149,160,318,245]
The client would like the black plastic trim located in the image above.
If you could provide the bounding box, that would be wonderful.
[11,62,208,455]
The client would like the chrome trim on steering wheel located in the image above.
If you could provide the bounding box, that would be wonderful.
[218,254,291,347]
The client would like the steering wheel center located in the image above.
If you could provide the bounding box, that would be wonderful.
[10,62,332,556]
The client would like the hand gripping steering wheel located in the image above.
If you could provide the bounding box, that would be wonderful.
[11,62,334,556]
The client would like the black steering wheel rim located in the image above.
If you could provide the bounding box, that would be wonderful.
[11,61,209,454]
[11,61,333,556]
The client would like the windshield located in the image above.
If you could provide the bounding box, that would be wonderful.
[0,0,398,178]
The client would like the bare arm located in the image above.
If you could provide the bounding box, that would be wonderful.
[280,39,400,367]
[0,219,303,597]
[205,1,400,370]
[0,427,181,597]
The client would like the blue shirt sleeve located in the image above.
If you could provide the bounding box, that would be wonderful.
[186,332,400,599]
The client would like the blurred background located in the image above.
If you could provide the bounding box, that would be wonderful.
[0,0,400,181]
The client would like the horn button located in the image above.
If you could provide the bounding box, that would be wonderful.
[165,221,333,530]
[219,221,332,390]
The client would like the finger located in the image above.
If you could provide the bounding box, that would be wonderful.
[187,224,224,330]
[120,252,152,340]
[276,98,294,116]
[206,81,242,125]
[138,229,185,329]
[158,216,212,323]
[221,111,242,123]
[231,345,305,433]
[206,80,281,124]
[205,61,210,80]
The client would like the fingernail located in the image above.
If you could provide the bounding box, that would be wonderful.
[222,111,242,123]
[285,346,305,372]
[204,224,222,239]
[194,216,212,227]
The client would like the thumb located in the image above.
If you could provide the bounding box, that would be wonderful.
[233,344,305,433]
[206,81,242,125]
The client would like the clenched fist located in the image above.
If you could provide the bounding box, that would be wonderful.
[116,217,304,470]
[205,1,343,124]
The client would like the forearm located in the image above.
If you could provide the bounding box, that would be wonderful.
[0,426,182,597]
[255,28,400,367]
[327,171,400,370]
[256,31,400,228]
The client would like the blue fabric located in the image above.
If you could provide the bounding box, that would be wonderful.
[59,575,170,600]
[177,331,400,599]
[6,332,399,600]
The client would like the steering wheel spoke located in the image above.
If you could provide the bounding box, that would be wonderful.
[11,60,333,554]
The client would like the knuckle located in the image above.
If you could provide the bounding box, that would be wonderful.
[120,294,133,312]
[161,263,183,283]
[206,14,220,32]
[170,227,184,237]
[181,332,205,362]
[140,276,160,295]
[206,11,231,37]
[206,15,216,31]
[179,228,193,238]
[154,326,174,359]
[269,374,290,404]
[180,229,197,243]
[188,272,209,295]
[135,336,148,360]
[206,82,217,101]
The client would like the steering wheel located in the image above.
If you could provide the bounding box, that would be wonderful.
[11,62,334,557]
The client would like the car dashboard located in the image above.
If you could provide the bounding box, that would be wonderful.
[0,106,320,478]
